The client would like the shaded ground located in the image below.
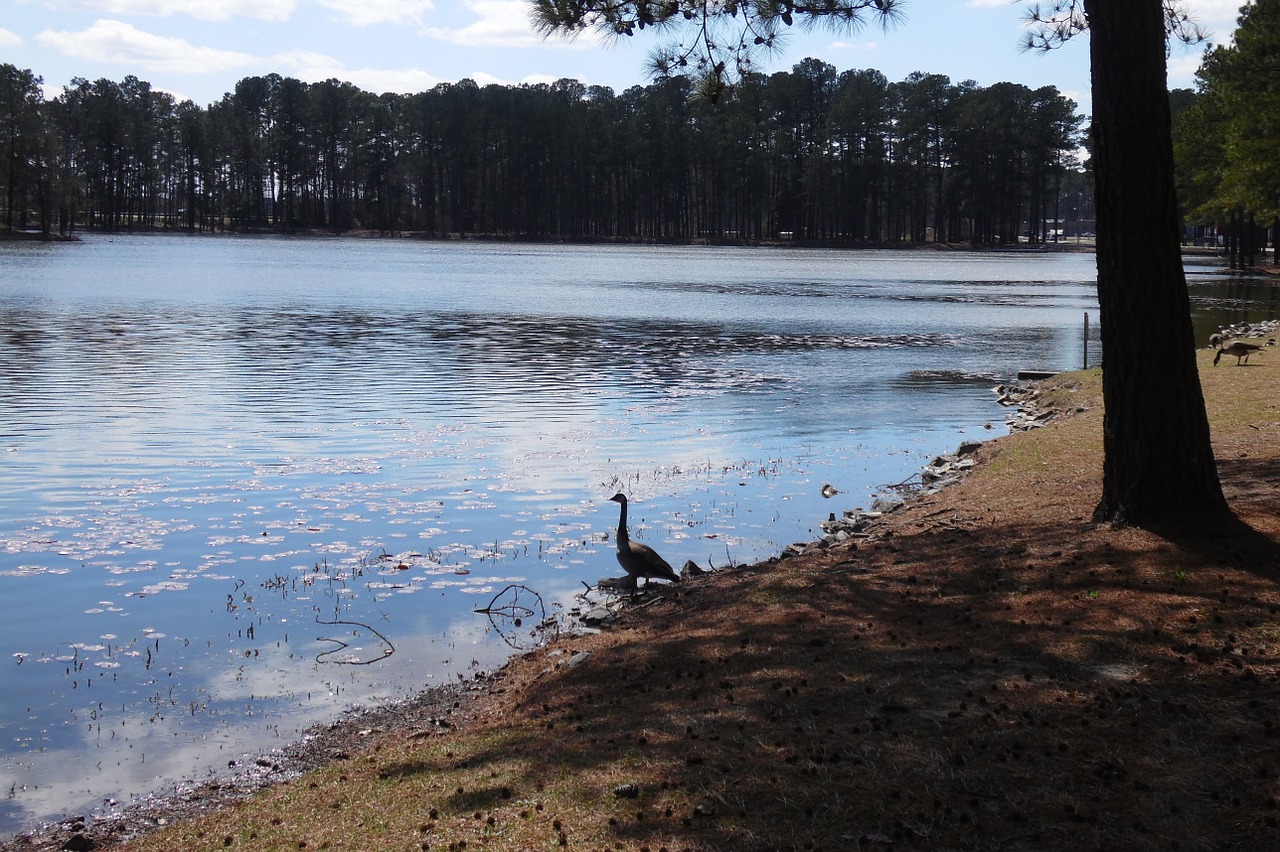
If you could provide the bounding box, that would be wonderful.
[6,348,1280,852]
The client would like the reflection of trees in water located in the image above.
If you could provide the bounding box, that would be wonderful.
[207,306,969,410]
[1190,277,1280,340]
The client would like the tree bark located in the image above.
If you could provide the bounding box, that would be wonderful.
[1085,0,1226,524]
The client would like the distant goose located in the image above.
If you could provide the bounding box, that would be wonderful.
[1214,341,1264,366]
[609,493,680,595]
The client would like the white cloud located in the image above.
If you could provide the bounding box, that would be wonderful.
[516,72,562,86]
[828,39,879,51]
[0,27,23,47]
[1192,0,1246,43]
[32,25,452,95]
[272,48,345,79]
[314,0,434,26]
[421,0,557,48]
[1166,50,1206,88]
[273,49,444,93]
[156,85,194,102]
[466,70,510,86]
[55,0,295,23]
[37,19,258,73]
[325,66,445,94]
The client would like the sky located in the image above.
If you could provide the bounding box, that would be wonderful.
[0,0,1248,112]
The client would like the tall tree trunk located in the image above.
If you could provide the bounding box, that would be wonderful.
[1086,0,1225,524]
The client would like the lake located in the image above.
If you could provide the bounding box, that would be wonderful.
[0,236,1270,834]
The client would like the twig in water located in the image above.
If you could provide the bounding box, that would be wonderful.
[474,584,553,650]
[314,617,395,665]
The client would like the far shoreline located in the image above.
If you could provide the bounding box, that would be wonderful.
[13,225,1260,269]
[6,223,1105,253]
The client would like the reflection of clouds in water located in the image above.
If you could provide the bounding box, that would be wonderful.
[1,243,1117,832]
[3,681,336,830]
[0,564,70,576]
[8,606,513,827]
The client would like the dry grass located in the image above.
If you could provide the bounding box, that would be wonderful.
[20,349,1280,852]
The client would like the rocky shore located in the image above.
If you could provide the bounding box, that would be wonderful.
[807,378,1066,557]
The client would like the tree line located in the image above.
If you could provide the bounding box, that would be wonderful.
[0,60,1086,243]
[1172,0,1280,268]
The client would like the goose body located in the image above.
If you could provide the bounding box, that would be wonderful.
[609,493,680,593]
[1214,341,1264,366]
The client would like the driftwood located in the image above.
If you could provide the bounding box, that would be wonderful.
[315,617,395,665]
[475,584,555,650]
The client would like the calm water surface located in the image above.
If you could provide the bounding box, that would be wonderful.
[0,236,1270,833]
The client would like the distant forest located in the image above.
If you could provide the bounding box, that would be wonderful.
[1,59,1090,244]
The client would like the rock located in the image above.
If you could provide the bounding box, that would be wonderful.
[1213,319,1278,346]
[61,833,94,852]
[564,651,592,669]
[613,782,640,799]
[581,604,614,625]
[957,440,984,456]
[681,560,706,577]
[921,476,960,494]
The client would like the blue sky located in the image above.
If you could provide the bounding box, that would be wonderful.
[1,0,1244,111]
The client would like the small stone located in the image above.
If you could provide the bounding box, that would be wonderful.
[61,833,94,852]
[581,605,613,625]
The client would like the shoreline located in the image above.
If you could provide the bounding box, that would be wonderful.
[1,679,495,852]
[18,224,1277,271]
[0,380,1060,851]
[7,358,1280,850]
[8,224,1105,253]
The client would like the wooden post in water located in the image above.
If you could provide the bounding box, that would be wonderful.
[1083,312,1090,369]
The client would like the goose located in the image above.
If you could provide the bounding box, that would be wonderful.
[1208,332,1224,348]
[608,493,680,594]
[1214,341,1264,366]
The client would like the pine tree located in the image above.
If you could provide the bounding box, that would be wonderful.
[533,0,1227,525]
